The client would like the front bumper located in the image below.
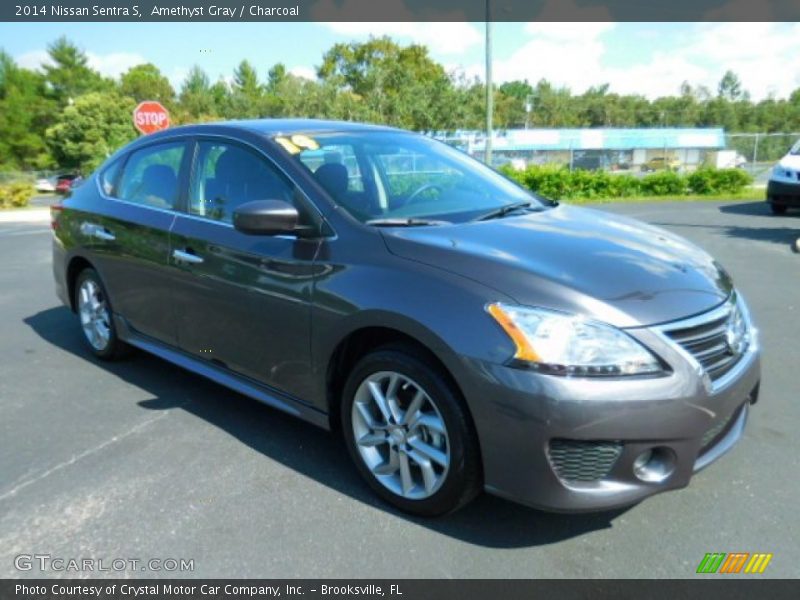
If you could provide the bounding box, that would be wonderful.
[459,307,761,513]
[767,179,800,206]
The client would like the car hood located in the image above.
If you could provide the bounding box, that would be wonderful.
[778,153,800,170]
[381,205,732,328]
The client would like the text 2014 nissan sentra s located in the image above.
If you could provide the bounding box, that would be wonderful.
[51,120,761,516]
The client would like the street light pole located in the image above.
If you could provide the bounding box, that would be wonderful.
[484,1,493,166]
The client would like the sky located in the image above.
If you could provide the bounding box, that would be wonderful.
[1,22,799,101]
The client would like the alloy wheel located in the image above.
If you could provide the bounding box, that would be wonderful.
[78,278,111,351]
[351,371,450,500]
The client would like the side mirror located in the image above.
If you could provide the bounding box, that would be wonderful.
[233,200,299,236]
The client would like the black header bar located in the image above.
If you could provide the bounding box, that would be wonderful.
[3,0,800,22]
[3,579,800,600]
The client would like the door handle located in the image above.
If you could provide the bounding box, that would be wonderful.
[80,222,115,241]
[93,229,115,241]
[172,249,204,265]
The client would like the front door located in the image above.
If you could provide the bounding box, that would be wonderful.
[169,139,319,400]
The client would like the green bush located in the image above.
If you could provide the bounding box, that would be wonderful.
[0,182,35,209]
[687,167,753,194]
[500,165,752,200]
[640,170,687,196]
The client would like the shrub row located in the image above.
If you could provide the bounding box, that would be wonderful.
[499,165,753,201]
[0,182,35,209]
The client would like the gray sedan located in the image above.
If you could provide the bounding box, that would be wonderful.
[51,119,760,516]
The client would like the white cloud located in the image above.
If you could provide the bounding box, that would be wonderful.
[321,22,482,55]
[15,50,53,71]
[14,49,145,79]
[86,52,146,78]
[460,22,800,101]
[289,66,317,81]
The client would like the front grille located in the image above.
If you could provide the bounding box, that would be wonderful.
[662,298,749,382]
[548,439,623,483]
[701,409,736,449]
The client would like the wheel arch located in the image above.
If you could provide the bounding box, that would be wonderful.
[323,318,472,436]
[66,255,96,312]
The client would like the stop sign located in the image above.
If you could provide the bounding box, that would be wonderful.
[133,101,170,135]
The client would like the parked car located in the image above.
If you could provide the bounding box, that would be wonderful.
[766,139,800,215]
[35,177,56,193]
[572,153,612,171]
[51,119,760,516]
[641,156,681,172]
[704,150,748,170]
[55,174,79,195]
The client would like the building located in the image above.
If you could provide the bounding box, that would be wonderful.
[432,128,726,171]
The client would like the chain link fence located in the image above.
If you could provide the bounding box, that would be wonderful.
[725,133,800,185]
[432,130,800,184]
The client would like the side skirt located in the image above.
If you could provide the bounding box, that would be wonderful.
[114,315,330,430]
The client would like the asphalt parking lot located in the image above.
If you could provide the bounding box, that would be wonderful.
[1,200,798,578]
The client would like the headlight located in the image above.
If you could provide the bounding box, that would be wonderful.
[487,303,664,376]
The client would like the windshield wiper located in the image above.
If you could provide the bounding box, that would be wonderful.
[366,218,448,227]
[475,201,533,221]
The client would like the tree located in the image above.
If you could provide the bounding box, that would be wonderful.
[718,70,745,101]
[45,92,137,174]
[178,66,216,120]
[267,63,287,91]
[0,51,56,169]
[317,37,455,129]
[120,63,175,106]
[229,60,262,118]
[43,36,108,105]
[498,80,534,127]
[233,60,259,95]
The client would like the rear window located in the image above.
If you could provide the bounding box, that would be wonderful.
[116,142,186,210]
[99,159,122,196]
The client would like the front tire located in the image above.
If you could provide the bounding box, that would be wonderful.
[341,345,481,516]
[74,268,130,360]
[769,201,788,215]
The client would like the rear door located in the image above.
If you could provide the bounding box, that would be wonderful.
[169,138,320,400]
[87,140,190,345]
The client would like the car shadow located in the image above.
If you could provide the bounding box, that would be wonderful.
[24,306,628,549]
[718,201,773,217]
[649,201,799,249]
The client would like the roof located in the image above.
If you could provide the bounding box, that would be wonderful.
[460,128,726,152]
[203,118,402,135]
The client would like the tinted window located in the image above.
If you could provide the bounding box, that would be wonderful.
[117,142,185,209]
[189,141,294,223]
[99,158,122,196]
[298,144,364,193]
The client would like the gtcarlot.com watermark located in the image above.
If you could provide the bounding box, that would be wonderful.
[14,553,194,573]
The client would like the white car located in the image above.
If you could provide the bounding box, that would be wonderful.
[35,177,56,193]
[766,140,800,215]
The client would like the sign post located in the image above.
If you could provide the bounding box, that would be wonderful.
[133,101,170,135]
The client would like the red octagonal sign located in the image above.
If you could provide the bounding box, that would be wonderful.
[133,101,170,135]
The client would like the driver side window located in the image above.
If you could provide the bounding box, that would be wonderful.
[189,141,294,224]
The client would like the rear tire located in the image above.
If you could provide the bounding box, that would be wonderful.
[340,344,481,516]
[74,268,130,360]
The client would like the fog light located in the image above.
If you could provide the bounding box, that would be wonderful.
[633,447,676,483]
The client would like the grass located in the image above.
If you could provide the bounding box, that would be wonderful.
[560,188,763,205]
[0,203,51,211]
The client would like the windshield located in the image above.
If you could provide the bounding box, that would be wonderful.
[274,131,544,224]
[791,140,800,155]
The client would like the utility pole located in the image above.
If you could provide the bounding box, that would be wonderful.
[525,94,534,129]
[484,0,493,166]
